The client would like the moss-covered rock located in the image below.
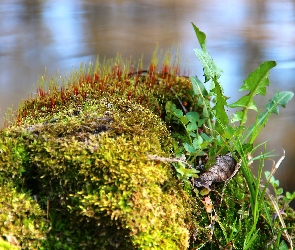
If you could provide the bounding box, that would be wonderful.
[0,56,202,249]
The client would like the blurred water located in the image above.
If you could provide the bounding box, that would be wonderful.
[0,0,295,204]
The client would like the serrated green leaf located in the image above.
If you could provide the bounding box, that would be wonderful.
[244,91,294,143]
[194,49,222,82]
[231,110,244,123]
[212,80,229,132]
[192,22,206,50]
[266,91,294,114]
[230,95,258,111]
[240,61,276,95]
[190,76,208,96]
[222,126,235,139]
[186,111,200,123]
[229,61,277,125]
[192,23,222,82]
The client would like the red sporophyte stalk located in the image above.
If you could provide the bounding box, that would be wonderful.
[93,72,99,83]
[49,96,56,109]
[60,87,66,104]
[37,87,46,98]
[13,51,190,124]
[149,63,157,76]
[161,64,170,76]
[73,84,79,96]
[127,91,132,101]
[112,65,122,79]
[17,113,22,125]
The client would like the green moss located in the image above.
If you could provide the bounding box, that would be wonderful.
[0,180,48,249]
[0,238,19,250]
[0,57,200,249]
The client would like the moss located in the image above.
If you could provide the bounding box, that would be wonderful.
[0,180,48,249]
[0,55,201,249]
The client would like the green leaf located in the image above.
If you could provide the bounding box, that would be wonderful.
[186,111,200,123]
[186,122,198,132]
[189,132,197,137]
[191,23,222,82]
[165,101,183,117]
[212,79,229,133]
[196,135,204,144]
[190,76,208,96]
[183,142,196,154]
[240,61,276,95]
[272,179,280,187]
[285,191,295,201]
[222,126,236,139]
[175,163,199,179]
[201,133,212,142]
[194,49,222,82]
[192,22,206,50]
[242,143,253,154]
[264,171,270,179]
[266,91,294,114]
[179,116,189,125]
[231,110,243,123]
[190,76,213,131]
[283,191,295,203]
[286,192,292,199]
[229,61,277,124]
[192,138,201,149]
[173,107,183,118]
[202,106,209,118]
[276,188,284,195]
[244,91,294,143]
[198,118,207,127]
[165,101,173,111]
[230,96,258,111]
[279,240,289,250]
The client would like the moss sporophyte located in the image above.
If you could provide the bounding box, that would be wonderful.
[0,24,294,249]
